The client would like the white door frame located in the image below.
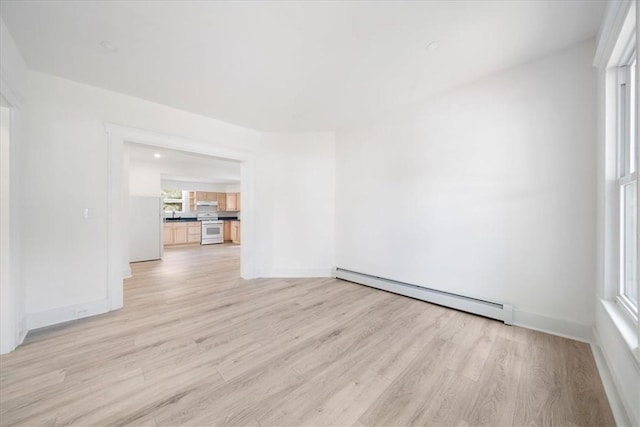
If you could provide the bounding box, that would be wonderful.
[105,123,256,310]
[0,103,14,354]
[0,71,25,354]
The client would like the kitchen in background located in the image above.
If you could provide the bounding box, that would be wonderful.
[162,188,241,247]
[128,143,241,263]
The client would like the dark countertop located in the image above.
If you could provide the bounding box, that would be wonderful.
[163,218,199,223]
[163,217,239,223]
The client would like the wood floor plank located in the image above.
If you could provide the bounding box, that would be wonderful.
[0,244,616,426]
[463,335,525,426]
[358,338,460,426]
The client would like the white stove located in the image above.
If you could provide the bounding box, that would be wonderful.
[197,212,223,244]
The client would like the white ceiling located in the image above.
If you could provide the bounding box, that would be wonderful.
[0,0,606,131]
[129,143,240,184]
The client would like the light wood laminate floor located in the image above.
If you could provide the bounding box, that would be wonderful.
[1,244,615,426]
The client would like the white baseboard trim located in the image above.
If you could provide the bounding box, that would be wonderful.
[26,299,110,330]
[258,267,334,278]
[591,329,633,427]
[512,309,593,343]
[123,267,132,279]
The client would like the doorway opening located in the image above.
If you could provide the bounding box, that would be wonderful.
[105,123,255,312]
[126,143,243,279]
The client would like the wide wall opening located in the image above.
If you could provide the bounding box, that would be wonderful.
[105,123,255,311]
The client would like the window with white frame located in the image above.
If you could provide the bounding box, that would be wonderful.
[617,51,638,321]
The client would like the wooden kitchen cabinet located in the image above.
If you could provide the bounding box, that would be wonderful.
[226,193,237,211]
[217,192,226,211]
[230,221,241,244]
[164,222,197,246]
[224,221,231,242]
[187,223,201,243]
[194,191,218,203]
[163,223,174,245]
[190,192,239,212]
[173,222,188,244]
[195,191,207,203]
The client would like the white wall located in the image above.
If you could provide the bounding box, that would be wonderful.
[256,132,335,277]
[0,17,29,353]
[336,39,597,339]
[129,160,162,197]
[129,158,239,197]
[21,70,335,328]
[161,180,231,194]
[0,18,27,105]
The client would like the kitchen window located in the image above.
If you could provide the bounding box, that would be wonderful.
[162,189,187,213]
[617,53,638,321]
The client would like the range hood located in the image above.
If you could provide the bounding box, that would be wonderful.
[196,201,219,207]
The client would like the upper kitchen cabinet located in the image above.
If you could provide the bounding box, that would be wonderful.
[188,191,239,211]
[199,191,216,202]
[226,193,237,211]
[217,192,226,211]
[225,192,241,211]
[188,192,196,211]
[194,191,218,203]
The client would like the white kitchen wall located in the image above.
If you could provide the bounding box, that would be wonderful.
[160,180,231,193]
[129,160,163,197]
[129,163,238,197]
[336,39,597,339]
[20,70,335,324]
[129,157,240,197]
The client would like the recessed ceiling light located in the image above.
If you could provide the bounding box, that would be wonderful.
[153,153,162,158]
[426,41,440,52]
[100,40,118,53]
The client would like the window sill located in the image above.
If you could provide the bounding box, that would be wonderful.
[600,298,640,366]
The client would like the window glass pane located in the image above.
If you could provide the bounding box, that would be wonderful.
[619,82,628,177]
[162,189,184,212]
[163,203,183,212]
[161,189,182,199]
[622,180,638,309]
[630,58,636,174]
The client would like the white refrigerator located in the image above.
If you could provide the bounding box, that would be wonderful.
[129,196,163,262]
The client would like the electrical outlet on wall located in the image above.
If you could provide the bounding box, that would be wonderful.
[75,307,89,317]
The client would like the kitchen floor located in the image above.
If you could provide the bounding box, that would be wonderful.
[0,244,614,426]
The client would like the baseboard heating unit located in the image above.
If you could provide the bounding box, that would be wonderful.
[334,268,513,325]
